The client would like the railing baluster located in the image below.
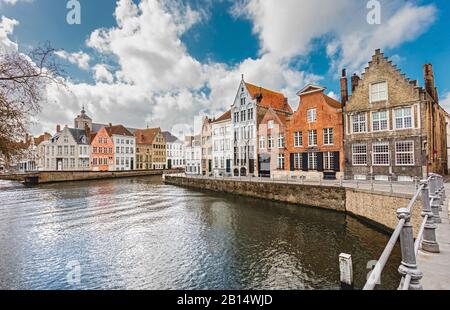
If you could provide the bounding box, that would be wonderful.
[397,208,423,290]
[420,181,440,253]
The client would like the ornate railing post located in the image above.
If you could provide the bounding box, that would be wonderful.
[431,196,442,224]
[420,181,440,253]
[397,208,423,290]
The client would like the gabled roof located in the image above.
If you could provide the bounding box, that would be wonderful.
[105,125,134,137]
[296,84,342,110]
[162,131,181,143]
[135,128,161,145]
[323,94,342,109]
[297,84,326,96]
[213,110,231,123]
[245,82,292,113]
[69,128,90,145]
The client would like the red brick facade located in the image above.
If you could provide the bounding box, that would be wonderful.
[286,85,344,179]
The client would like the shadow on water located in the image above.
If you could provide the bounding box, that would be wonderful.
[0,177,400,290]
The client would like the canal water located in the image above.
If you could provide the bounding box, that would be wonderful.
[0,177,401,290]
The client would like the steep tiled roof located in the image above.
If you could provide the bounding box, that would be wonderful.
[105,125,134,137]
[135,128,161,145]
[162,131,180,143]
[245,82,292,113]
[323,94,342,109]
[213,110,231,123]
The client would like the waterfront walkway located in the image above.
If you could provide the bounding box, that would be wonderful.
[417,183,450,290]
[173,174,419,195]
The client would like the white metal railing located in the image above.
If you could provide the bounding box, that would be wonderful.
[363,173,444,290]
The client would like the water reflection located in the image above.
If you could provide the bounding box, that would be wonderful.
[0,177,400,290]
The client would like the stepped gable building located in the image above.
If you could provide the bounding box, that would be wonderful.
[342,49,447,181]
[231,76,293,177]
[285,84,344,180]
[135,127,166,170]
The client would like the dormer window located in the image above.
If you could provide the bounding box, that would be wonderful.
[370,81,388,103]
[268,120,274,129]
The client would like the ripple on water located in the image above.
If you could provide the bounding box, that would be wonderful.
[0,177,401,290]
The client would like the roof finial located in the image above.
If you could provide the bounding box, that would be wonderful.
[81,105,86,114]
[241,73,244,80]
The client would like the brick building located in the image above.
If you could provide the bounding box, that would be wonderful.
[90,127,114,171]
[231,76,292,177]
[135,128,166,170]
[257,107,291,178]
[343,49,447,181]
[286,84,344,180]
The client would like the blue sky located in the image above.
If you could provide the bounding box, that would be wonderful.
[1,0,449,135]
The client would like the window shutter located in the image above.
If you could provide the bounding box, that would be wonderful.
[334,151,340,172]
[290,153,295,171]
[317,152,324,172]
[302,153,309,171]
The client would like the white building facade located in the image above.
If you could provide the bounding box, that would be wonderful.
[112,134,136,171]
[163,132,185,169]
[231,80,257,177]
[42,126,91,171]
[185,135,201,175]
[212,111,233,177]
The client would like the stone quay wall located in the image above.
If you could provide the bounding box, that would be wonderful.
[164,176,423,233]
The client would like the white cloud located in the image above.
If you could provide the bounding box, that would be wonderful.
[55,50,91,70]
[234,0,437,74]
[327,91,338,100]
[4,0,438,137]
[0,16,19,52]
[93,64,114,83]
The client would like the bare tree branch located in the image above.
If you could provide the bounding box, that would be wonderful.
[0,43,65,164]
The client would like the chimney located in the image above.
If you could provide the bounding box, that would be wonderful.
[424,64,437,102]
[25,133,29,143]
[109,123,112,127]
[351,73,361,93]
[340,69,348,105]
[56,125,61,133]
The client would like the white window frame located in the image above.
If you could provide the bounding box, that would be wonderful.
[268,120,274,129]
[372,142,390,166]
[268,136,274,149]
[308,152,318,170]
[278,134,285,148]
[308,130,317,147]
[370,81,388,103]
[294,132,302,148]
[324,152,334,170]
[277,154,285,170]
[307,109,317,123]
[259,136,266,150]
[352,144,367,166]
[394,107,413,130]
[395,141,415,166]
[351,113,367,133]
[372,110,389,132]
[294,153,302,170]
[323,128,334,145]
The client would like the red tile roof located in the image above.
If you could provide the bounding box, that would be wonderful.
[323,94,342,109]
[135,128,162,145]
[245,82,292,113]
[213,110,231,123]
[105,125,134,137]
